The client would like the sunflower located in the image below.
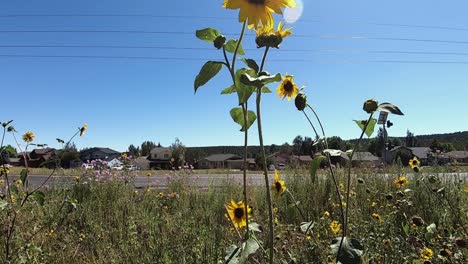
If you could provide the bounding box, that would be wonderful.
[22,131,35,143]
[255,21,292,48]
[226,200,252,229]
[372,213,383,222]
[223,0,296,29]
[276,74,299,101]
[409,157,421,172]
[420,247,434,261]
[79,123,87,136]
[394,175,408,188]
[330,220,341,235]
[272,170,286,196]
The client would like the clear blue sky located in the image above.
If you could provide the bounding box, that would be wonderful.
[1,0,467,152]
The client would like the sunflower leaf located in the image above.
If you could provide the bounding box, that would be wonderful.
[248,222,262,233]
[221,85,236,95]
[2,120,13,127]
[241,58,259,72]
[0,200,8,211]
[238,238,260,263]
[33,191,45,206]
[194,61,224,93]
[235,68,257,104]
[377,102,404,115]
[353,118,377,138]
[310,155,326,183]
[331,237,364,264]
[225,39,245,55]
[240,72,282,88]
[195,28,221,43]
[300,221,315,234]
[261,86,272,93]
[225,245,240,264]
[20,168,28,186]
[230,108,257,132]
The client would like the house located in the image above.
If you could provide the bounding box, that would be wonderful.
[20,148,57,168]
[149,146,172,169]
[384,146,413,164]
[269,152,291,168]
[352,152,382,167]
[226,158,257,170]
[107,158,123,168]
[447,151,468,164]
[134,156,151,170]
[197,154,242,169]
[409,147,432,165]
[289,155,313,167]
[80,147,120,162]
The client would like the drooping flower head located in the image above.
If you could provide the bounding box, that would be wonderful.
[79,123,88,137]
[223,0,296,29]
[276,74,299,101]
[226,200,252,229]
[255,21,292,48]
[22,131,35,143]
[272,170,286,196]
[394,175,409,188]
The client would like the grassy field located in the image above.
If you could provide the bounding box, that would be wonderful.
[1,166,467,263]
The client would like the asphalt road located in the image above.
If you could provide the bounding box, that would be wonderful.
[5,172,467,189]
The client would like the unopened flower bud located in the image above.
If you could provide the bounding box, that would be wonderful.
[295,93,307,111]
[213,35,226,49]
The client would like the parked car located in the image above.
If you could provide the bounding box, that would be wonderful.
[81,163,94,170]
[110,165,124,171]
[277,164,286,170]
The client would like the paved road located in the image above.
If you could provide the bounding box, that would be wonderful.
[4,172,467,190]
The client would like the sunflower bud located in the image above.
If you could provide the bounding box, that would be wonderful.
[411,215,425,227]
[256,33,283,48]
[295,93,307,111]
[213,35,226,49]
[363,99,378,113]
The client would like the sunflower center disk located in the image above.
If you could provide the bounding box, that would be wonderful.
[234,208,244,219]
[284,81,293,92]
[275,182,282,192]
[248,0,266,4]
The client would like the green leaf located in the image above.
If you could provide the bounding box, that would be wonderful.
[241,58,259,72]
[32,191,45,206]
[195,28,221,43]
[194,61,224,93]
[2,120,13,127]
[353,118,377,138]
[225,245,240,264]
[238,238,259,263]
[300,221,315,234]
[402,223,410,236]
[10,185,18,195]
[248,222,262,233]
[377,102,404,115]
[235,68,257,104]
[310,156,326,183]
[20,169,28,186]
[225,39,245,55]
[56,138,65,144]
[240,72,282,88]
[261,86,272,93]
[0,200,8,210]
[230,108,257,132]
[221,85,236,95]
[331,237,364,264]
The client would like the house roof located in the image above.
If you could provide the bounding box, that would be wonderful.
[353,152,380,161]
[324,149,350,160]
[447,151,468,159]
[80,147,120,155]
[202,154,242,162]
[32,148,56,155]
[150,147,170,154]
[409,147,432,159]
[291,155,313,162]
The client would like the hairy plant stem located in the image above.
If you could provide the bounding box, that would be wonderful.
[255,46,274,264]
[286,190,306,221]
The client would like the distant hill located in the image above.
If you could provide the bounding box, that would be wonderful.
[408,131,468,149]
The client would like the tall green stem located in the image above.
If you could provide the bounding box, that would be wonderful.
[231,22,246,73]
[255,46,274,264]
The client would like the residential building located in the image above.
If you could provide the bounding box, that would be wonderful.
[80,147,121,162]
[20,148,57,168]
[149,146,172,169]
[447,151,468,164]
[352,152,382,167]
[197,154,242,169]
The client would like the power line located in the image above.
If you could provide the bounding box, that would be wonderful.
[1,30,467,44]
[1,54,467,64]
[1,45,468,56]
[0,14,467,31]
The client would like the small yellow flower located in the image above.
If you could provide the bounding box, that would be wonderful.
[330,220,341,235]
[276,74,299,101]
[339,183,345,190]
[463,185,468,193]
[272,170,286,196]
[222,0,296,29]
[73,176,80,183]
[0,179,4,186]
[121,153,128,159]
[79,123,87,136]
[323,211,330,217]
[145,187,151,194]
[394,175,408,188]
[48,229,55,237]
[225,200,252,229]
[79,233,86,240]
[15,179,22,186]
[409,157,421,172]
[146,172,152,177]
[22,131,35,143]
[273,207,278,214]
[372,213,383,222]
[371,201,378,207]
[420,247,434,261]
[158,192,165,198]
[306,235,312,241]
[11,195,16,203]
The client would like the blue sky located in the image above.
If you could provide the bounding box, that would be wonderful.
[1,0,467,152]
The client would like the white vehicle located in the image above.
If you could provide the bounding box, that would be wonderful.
[127,165,139,171]
[82,163,94,170]
[268,164,275,171]
[111,165,124,171]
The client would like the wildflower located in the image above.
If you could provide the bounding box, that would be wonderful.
[411,215,425,227]
[79,233,86,240]
[222,0,296,29]
[22,131,35,143]
[255,21,292,48]
[363,99,378,113]
[0,167,8,176]
[11,195,16,203]
[339,183,345,190]
[273,207,278,213]
[48,229,55,237]
[330,220,341,235]
[146,172,152,177]
[145,187,151,194]
[121,153,128,160]
[372,213,383,222]
[15,179,22,186]
[323,211,330,217]
[0,179,4,186]
[371,201,377,207]
[394,175,408,188]
[79,123,87,136]
[420,247,434,261]
[272,170,286,196]
[225,200,251,229]
[158,192,165,198]
[276,74,299,101]
[73,176,80,183]
[306,235,312,241]
[294,93,307,111]
[409,157,420,172]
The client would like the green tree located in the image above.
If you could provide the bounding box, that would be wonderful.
[128,144,140,157]
[58,142,80,168]
[405,130,417,147]
[141,141,157,156]
[170,138,186,168]
[292,135,303,154]
[328,136,345,151]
